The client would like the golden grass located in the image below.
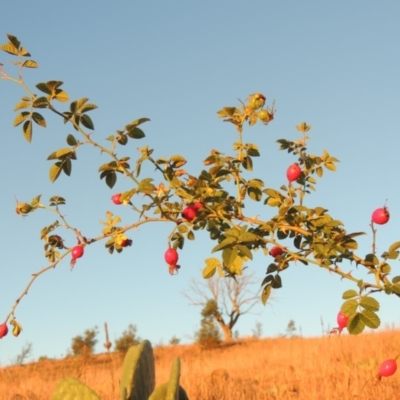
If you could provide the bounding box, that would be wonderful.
[1,330,400,399]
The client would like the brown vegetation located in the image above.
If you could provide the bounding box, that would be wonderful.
[1,330,400,399]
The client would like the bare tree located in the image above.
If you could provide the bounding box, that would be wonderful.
[183,272,261,342]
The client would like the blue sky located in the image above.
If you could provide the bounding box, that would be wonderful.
[1,1,400,365]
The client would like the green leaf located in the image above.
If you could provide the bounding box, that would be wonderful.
[80,114,94,130]
[294,235,302,249]
[138,178,155,194]
[222,247,238,268]
[364,253,379,265]
[212,237,237,253]
[241,156,253,171]
[32,112,46,127]
[392,283,400,295]
[36,82,52,95]
[261,275,273,286]
[341,299,358,316]
[342,289,358,300]
[248,178,264,188]
[380,263,391,274]
[49,196,66,206]
[392,276,400,284]
[267,263,277,273]
[80,102,97,113]
[386,251,399,260]
[66,134,78,146]
[247,187,262,201]
[271,274,282,289]
[49,163,62,183]
[359,296,379,312]
[360,310,380,329]
[342,239,358,250]
[22,120,32,142]
[261,285,272,305]
[105,172,117,189]
[228,255,244,275]
[127,127,145,139]
[62,158,72,176]
[347,313,365,335]
[33,97,49,108]
[126,117,150,128]
[203,258,220,279]
[239,232,259,243]
[237,245,253,260]
[178,225,188,234]
[389,241,400,253]
[265,197,281,207]
[47,148,73,160]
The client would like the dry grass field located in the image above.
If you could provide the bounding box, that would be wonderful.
[1,330,400,400]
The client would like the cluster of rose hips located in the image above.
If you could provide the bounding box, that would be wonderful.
[181,202,203,222]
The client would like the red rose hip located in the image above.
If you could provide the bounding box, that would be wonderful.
[287,163,301,182]
[269,246,284,257]
[164,248,179,265]
[111,193,123,205]
[182,205,197,221]
[372,207,390,225]
[0,322,8,339]
[193,202,203,210]
[337,311,349,333]
[379,359,397,378]
[71,245,84,259]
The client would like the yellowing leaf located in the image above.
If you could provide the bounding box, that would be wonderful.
[0,43,19,55]
[49,163,62,183]
[325,162,336,171]
[32,112,46,127]
[14,100,31,111]
[13,112,30,127]
[22,59,38,68]
[47,148,73,160]
[22,120,32,142]
[54,90,69,103]
[261,285,272,305]
[295,122,311,133]
[203,258,220,279]
[170,155,187,168]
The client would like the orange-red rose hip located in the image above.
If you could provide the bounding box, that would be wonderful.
[0,322,8,339]
[111,193,122,205]
[372,207,390,225]
[71,245,84,259]
[269,246,284,257]
[182,206,197,221]
[379,359,397,378]
[287,163,301,182]
[164,248,179,265]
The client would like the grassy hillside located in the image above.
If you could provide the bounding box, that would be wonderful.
[1,331,400,399]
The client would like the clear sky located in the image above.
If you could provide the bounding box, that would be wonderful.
[1,1,400,365]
